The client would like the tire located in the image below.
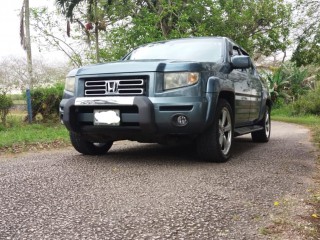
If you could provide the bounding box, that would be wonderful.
[197,99,233,162]
[251,105,271,142]
[69,132,113,155]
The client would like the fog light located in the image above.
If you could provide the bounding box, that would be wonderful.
[172,114,188,127]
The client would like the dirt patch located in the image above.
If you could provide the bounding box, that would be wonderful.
[0,140,70,157]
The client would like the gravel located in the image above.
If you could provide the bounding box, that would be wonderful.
[0,121,317,239]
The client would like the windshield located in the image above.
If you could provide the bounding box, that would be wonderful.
[124,38,223,62]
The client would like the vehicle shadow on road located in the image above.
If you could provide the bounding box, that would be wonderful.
[104,143,201,164]
[71,135,266,165]
[232,136,262,156]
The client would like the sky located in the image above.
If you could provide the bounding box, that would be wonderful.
[0,0,66,62]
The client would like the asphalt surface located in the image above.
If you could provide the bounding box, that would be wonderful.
[0,121,317,239]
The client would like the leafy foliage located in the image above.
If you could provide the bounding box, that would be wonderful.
[54,0,122,62]
[292,85,320,115]
[28,83,64,121]
[288,64,309,100]
[30,7,84,67]
[265,62,310,106]
[0,94,13,126]
[291,0,320,66]
[292,32,320,67]
[31,0,293,63]
[105,0,292,60]
[266,68,290,103]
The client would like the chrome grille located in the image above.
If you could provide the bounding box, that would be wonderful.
[84,78,145,96]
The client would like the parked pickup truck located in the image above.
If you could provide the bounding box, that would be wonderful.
[60,37,271,162]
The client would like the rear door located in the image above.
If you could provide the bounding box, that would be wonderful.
[245,58,262,122]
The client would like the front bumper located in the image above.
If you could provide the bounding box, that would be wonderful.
[60,96,209,142]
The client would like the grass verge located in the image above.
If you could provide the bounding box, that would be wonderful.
[269,108,320,239]
[272,108,320,147]
[0,113,70,154]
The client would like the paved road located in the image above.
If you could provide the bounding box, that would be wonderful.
[0,121,317,239]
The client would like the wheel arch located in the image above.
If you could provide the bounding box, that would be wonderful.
[218,91,235,128]
[205,77,235,130]
[218,91,235,114]
[266,98,272,111]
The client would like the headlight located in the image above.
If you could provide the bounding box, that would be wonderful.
[164,72,199,90]
[65,77,75,93]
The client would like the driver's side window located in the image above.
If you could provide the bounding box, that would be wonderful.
[232,47,240,56]
[232,46,246,72]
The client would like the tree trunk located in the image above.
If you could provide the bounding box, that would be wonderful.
[24,0,33,89]
[24,0,33,123]
[95,23,100,62]
[94,0,100,63]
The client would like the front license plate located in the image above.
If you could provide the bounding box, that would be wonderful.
[94,109,120,126]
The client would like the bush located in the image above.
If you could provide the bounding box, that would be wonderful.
[0,94,13,126]
[292,85,320,115]
[265,62,310,106]
[27,83,64,121]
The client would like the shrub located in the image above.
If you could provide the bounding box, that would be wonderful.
[265,62,310,106]
[0,94,13,126]
[292,85,320,115]
[28,83,64,121]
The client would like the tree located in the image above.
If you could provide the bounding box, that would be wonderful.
[0,94,13,126]
[0,56,70,93]
[29,0,293,64]
[20,0,34,88]
[105,0,293,60]
[30,7,84,67]
[55,0,110,63]
[291,0,320,66]
[20,0,34,123]
[0,58,16,95]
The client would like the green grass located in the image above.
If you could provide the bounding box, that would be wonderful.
[0,123,69,148]
[13,100,26,105]
[272,107,320,146]
[0,113,69,151]
[272,112,320,125]
[9,93,24,101]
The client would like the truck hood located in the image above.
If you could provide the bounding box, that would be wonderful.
[70,60,216,76]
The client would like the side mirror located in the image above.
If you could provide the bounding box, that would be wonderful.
[231,55,251,69]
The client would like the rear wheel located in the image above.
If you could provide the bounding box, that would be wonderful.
[197,99,233,162]
[70,132,113,155]
[251,106,271,142]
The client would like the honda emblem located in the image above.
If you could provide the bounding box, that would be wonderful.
[106,81,119,93]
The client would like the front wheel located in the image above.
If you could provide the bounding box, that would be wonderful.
[251,106,271,142]
[70,132,113,155]
[197,99,233,162]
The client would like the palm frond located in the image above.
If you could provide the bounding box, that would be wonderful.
[55,0,83,19]
[55,0,67,15]
[55,0,66,8]
[67,19,71,37]
[67,0,83,19]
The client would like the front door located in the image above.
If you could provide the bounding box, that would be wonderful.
[230,69,251,127]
